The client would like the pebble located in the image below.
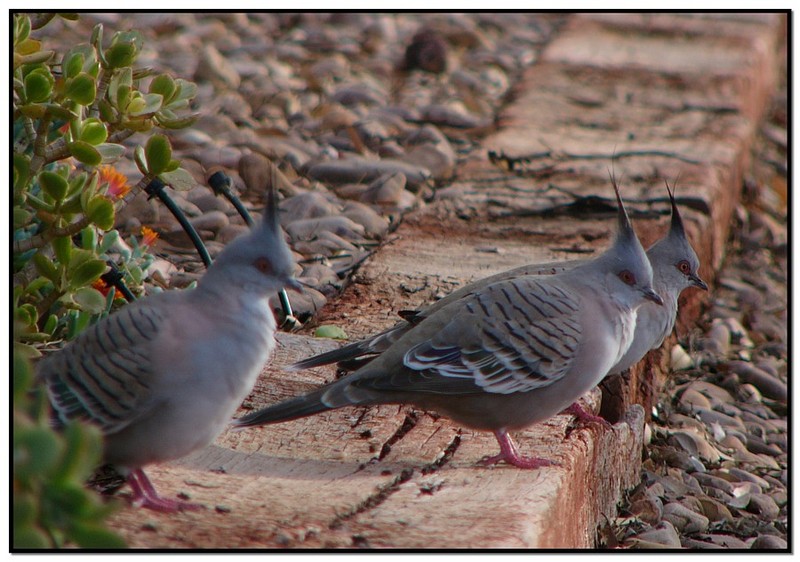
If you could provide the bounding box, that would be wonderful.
[341,201,391,238]
[628,489,663,525]
[750,534,787,550]
[285,216,366,241]
[306,157,432,189]
[696,497,733,523]
[669,344,694,370]
[189,210,230,233]
[662,502,709,534]
[745,493,780,521]
[280,192,341,222]
[726,361,787,402]
[625,521,681,549]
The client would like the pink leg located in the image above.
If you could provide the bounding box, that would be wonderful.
[127,469,203,512]
[565,402,612,429]
[479,429,558,469]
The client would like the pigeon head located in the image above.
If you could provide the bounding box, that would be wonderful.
[601,170,663,308]
[201,180,300,295]
[646,179,708,294]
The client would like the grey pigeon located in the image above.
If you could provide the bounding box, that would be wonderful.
[233,177,662,469]
[37,183,300,511]
[290,180,707,415]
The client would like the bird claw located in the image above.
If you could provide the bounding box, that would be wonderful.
[565,402,613,429]
[127,468,205,513]
[479,452,558,470]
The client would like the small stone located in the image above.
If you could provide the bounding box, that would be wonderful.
[693,473,735,494]
[738,383,763,404]
[625,521,681,549]
[286,216,366,241]
[723,317,754,348]
[695,534,749,548]
[293,231,361,257]
[721,467,771,490]
[280,192,341,222]
[662,502,709,534]
[707,319,731,356]
[400,142,455,181]
[726,360,787,402]
[679,387,711,410]
[628,489,663,525]
[190,210,230,233]
[190,192,232,215]
[696,497,733,523]
[750,535,788,550]
[361,172,407,205]
[694,407,745,431]
[306,157,431,188]
[670,344,694,370]
[217,224,251,244]
[420,103,485,129]
[682,538,726,549]
[341,201,391,238]
[195,44,241,89]
[746,493,780,521]
[402,28,448,74]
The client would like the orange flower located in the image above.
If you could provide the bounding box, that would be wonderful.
[92,278,125,301]
[92,278,110,296]
[98,165,131,200]
[140,226,159,248]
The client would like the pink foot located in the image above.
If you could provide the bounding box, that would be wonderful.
[565,402,612,429]
[479,430,558,469]
[127,469,204,512]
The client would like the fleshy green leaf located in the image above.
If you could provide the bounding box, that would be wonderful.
[68,257,107,289]
[14,427,62,476]
[104,42,137,69]
[81,226,97,251]
[68,141,102,166]
[133,145,148,174]
[32,252,60,282]
[159,167,195,191]
[145,134,171,176]
[52,235,72,265]
[78,118,107,145]
[64,72,96,105]
[313,325,349,340]
[24,71,52,103]
[86,196,115,230]
[38,171,69,201]
[128,93,163,117]
[98,229,120,255]
[149,73,176,101]
[62,50,85,78]
[155,112,199,129]
[72,286,107,314]
[96,143,126,164]
[14,153,31,192]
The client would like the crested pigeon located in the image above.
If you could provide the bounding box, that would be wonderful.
[36,184,300,511]
[291,180,707,380]
[233,177,662,469]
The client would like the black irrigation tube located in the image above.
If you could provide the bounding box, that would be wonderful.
[145,177,212,268]
[208,170,296,326]
[100,261,137,303]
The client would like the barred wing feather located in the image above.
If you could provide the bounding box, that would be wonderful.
[402,277,583,395]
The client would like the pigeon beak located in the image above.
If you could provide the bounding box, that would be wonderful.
[641,287,664,306]
[689,273,708,291]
